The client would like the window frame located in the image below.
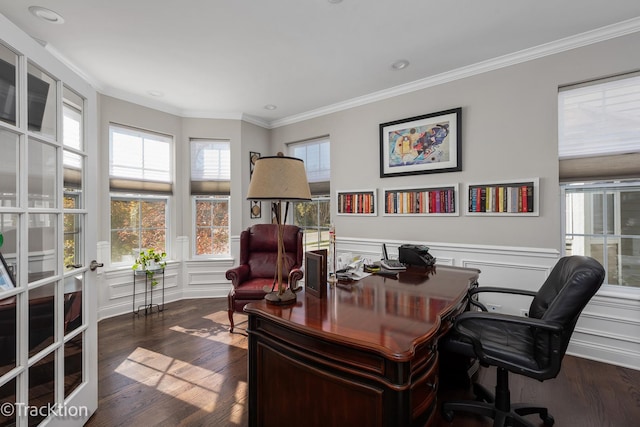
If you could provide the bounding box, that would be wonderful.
[191,195,231,258]
[561,181,640,298]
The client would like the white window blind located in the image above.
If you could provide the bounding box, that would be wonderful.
[289,138,330,196]
[109,124,173,193]
[190,139,230,195]
[559,74,640,159]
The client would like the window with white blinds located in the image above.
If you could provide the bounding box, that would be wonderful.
[109,124,173,193]
[558,74,640,181]
[288,137,330,195]
[190,139,230,195]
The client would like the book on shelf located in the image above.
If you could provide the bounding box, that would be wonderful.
[338,192,375,214]
[468,183,534,213]
[385,188,455,214]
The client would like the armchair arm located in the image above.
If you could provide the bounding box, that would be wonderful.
[225,264,250,287]
[468,286,538,311]
[288,268,304,291]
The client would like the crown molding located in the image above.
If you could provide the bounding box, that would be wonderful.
[269,16,640,129]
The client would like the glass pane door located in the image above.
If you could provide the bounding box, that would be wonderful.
[0,45,97,427]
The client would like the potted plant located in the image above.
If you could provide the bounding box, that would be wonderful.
[132,248,167,286]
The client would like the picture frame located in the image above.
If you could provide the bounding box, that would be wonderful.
[249,151,261,178]
[379,107,462,178]
[249,152,261,218]
[305,249,327,298]
[0,252,16,291]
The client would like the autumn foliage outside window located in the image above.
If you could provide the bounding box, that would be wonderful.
[194,197,229,256]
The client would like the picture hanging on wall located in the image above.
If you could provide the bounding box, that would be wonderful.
[250,152,261,218]
[250,201,261,219]
[379,107,462,178]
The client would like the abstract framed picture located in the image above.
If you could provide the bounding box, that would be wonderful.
[379,107,462,178]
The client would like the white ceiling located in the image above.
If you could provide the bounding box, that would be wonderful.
[1,0,640,128]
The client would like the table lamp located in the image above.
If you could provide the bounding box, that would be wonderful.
[247,154,311,304]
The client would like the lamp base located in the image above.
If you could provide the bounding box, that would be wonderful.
[265,288,297,305]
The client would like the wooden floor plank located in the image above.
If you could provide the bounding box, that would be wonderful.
[86,298,640,427]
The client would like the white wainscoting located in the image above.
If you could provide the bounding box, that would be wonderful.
[96,236,640,370]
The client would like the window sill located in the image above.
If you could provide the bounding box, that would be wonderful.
[597,285,640,301]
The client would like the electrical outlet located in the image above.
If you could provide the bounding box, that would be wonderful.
[485,304,501,312]
[520,309,529,317]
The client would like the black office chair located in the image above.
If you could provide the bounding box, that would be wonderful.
[440,255,605,427]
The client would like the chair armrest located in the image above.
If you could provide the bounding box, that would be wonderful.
[456,311,563,334]
[468,286,538,311]
[454,311,564,376]
[225,264,250,287]
[288,268,304,285]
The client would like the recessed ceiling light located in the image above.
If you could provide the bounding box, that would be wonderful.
[391,59,410,70]
[148,90,164,97]
[264,104,277,110]
[28,6,65,24]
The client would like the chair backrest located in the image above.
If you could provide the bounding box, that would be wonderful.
[529,256,605,367]
[240,224,303,278]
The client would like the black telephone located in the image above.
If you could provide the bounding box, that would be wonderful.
[398,244,436,268]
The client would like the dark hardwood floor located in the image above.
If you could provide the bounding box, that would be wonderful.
[87,298,640,427]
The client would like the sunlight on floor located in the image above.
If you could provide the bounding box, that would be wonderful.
[115,346,247,414]
[168,310,247,348]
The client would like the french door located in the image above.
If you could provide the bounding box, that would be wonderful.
[0,29,98,427]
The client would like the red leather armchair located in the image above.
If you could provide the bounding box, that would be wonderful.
[226,224,304,332]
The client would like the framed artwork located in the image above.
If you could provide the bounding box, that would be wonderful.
[305,249,327,298]
[0,252,16,291]
[249,151,260,177]
[250,152,261,218]
[250,200,262,219]
[379,107,462,178]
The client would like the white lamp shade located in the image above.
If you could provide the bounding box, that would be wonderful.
[247,156,312,201]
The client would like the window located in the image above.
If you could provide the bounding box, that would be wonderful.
[563,183,640,288]
[110,196,168,264]
[109,124,172,192]
[193,197,229,256]
[190,139,230,256]
[289,138,331,251]
[109,124,172,264]
[560,74,640,289]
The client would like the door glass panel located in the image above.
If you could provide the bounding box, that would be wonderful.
[64,331,83,398]
[28,213,57,282]
[64,150,83,210]
[28,282,55,357]
[0,294,16,377]
[0,377,16,426]
[64,274,82,334]
[0,44,17,128]
[0,214,19,285]
[28,139,57,208]
[63,88,83,149]
[0,130,18,207]
[28,350,55,426]
[27,63,57,138]
[64,213,83,272]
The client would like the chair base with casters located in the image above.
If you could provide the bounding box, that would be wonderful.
[440,255,605,427]
[442,367,554,427]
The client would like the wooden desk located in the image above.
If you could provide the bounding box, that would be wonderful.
[245,265,480,427]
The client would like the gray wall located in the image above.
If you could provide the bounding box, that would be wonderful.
[269,32,640,251]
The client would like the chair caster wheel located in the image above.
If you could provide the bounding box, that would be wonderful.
[542,414,555,426]
[441,409,454,422]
